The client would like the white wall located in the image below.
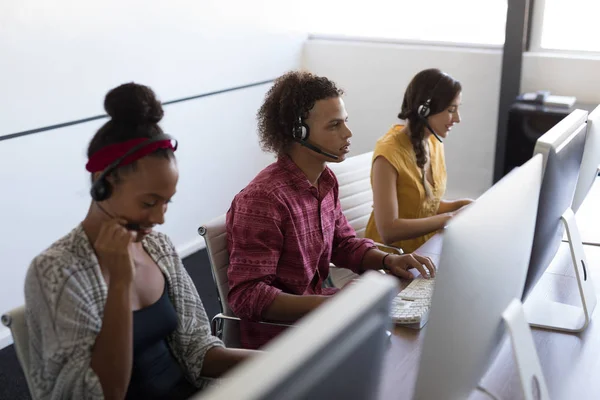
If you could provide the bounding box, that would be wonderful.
[4,3,599,349]
[0,0,304,137]
[0,0,303,348]
[303,39,600,201]
[521,53,600,104]
[303,39,503,200]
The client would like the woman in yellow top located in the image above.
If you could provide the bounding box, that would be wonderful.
[365,68,473,253]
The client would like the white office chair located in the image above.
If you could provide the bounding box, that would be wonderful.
[2,306,36,399]
[327,152,403,287]
[198,215,290,348]
[328,151,375,238]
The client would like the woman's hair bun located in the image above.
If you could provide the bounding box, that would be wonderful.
[104,82,164,125]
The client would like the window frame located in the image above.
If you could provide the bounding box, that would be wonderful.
[308,33,503,51]
[528,0,600,57]
[303,0,508,50]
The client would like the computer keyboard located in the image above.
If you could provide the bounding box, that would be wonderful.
[390,278,435,329]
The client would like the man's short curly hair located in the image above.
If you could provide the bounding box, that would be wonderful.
[257,71,344,155]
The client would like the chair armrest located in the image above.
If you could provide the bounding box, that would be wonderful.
[211,313,293,338]
[211,313,237,337]
[1,314,12,327]
[258,320,293,328]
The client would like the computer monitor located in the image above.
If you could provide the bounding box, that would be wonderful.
[413,155,545,400]
[521,109,596,332]
[195,271,397,400]
[572,105,600,213]
[522,109,588,300]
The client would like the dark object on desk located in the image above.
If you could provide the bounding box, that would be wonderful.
[516,90,551,105]
[497,100,596,182]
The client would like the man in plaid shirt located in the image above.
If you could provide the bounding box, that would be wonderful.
[226,71,436,349]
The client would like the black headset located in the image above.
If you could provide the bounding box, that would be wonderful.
[291,116,339,160]
[90,134,177,202]
[417,73,448,143]
[292,116,310,141]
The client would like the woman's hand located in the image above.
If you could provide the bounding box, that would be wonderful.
[94,218,136,286]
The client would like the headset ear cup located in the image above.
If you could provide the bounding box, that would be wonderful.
[292,125,300,140]
[292,122,309,140]
[300,123,309,140]
[418,103,431,118]
[90,179,111,202]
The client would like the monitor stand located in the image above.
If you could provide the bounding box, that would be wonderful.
[524,208,597,332]
[498,299,550,400]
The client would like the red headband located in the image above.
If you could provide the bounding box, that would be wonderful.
[85,138,177,173]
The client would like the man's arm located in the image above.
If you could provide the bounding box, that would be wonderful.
[262,293,329,322]
[227,191,329,323]
[359,248,436,279]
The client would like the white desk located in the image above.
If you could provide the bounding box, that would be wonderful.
[379,239,600,400]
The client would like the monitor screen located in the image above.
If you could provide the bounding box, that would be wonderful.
[523,113,587,300]
[413,155,543,400]
[195,271,396,400]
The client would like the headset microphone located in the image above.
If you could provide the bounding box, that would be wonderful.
[293,138,339,160]
[423,119,444,144]
[96,203,142,232]
[124,222,142,231]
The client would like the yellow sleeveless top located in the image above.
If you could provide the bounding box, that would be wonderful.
[365,125,447,253]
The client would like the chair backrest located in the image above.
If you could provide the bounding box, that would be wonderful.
[328,151,374,238]
[2,305,35,398]
[198,214,234,316]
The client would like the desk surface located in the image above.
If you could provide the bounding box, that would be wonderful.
[379,236,600,400]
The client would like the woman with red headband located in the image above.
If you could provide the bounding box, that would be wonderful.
[24,83,254,400]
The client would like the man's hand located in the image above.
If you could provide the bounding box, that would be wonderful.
[384,253,436,279]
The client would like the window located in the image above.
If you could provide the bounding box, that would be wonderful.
[302,0,507,47]
[537,0,600,53]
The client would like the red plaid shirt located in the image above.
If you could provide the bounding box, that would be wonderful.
[226,156,376,349]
